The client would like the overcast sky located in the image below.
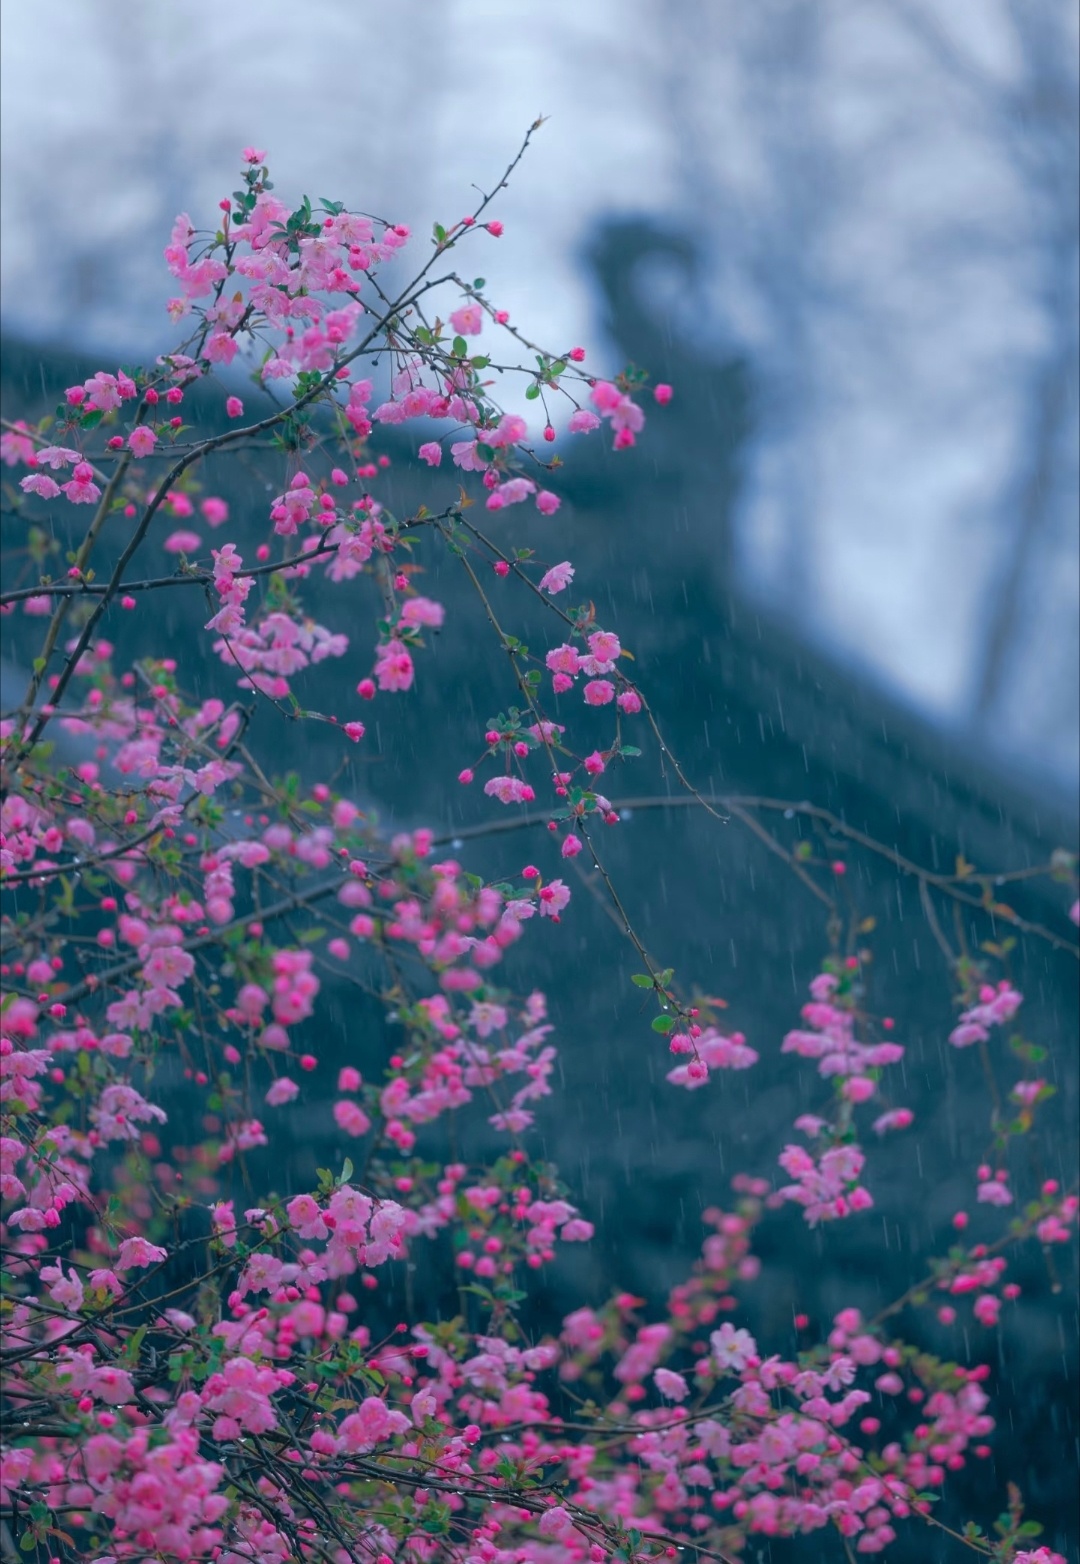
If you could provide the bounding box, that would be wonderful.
[2,0,1076,798]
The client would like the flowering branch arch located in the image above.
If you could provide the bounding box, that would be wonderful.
[1,129,1077,1564]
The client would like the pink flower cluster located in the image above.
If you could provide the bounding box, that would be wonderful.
[948,980,1023,1048]
[778,1141,873,1224]
[1,143,1073,1564]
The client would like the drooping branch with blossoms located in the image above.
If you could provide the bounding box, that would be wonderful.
[1,131,1077,1564]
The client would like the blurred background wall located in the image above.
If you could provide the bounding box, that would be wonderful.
[2,0,1078,802]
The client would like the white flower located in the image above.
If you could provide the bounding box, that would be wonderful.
[710,1323,758,1373]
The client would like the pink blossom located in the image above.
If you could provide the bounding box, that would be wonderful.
[590,381,646,446]
[484,776,536,805]
[539,561,574,594]
[842,1075,876,1103]
[88,1365,136,1404]
[546,643,582,676]
[286,1193,327,1239]
[973,1294,1001,1327]
[584,679,615,706]
[337,1396,410,1452]
[590,381,624,414]
[91,1083,167,1141]
[587,629,621,664]
[61,463,102,504]
[82,372,123,412]
[205,331,238,365]
[418,441,442,466]
[127,425,158,457]
[1011,1079,1045,1107]
[0,422,36,464]
[535,489,561,515]
[201,496,229,526]
[568,409,601,434]
[450,304,483,336]
[164,529,202,553]
[654,1367,689,1401]
[451,439,486,471]
[711,1323,758,1372]
[469,1001,508,1037]
[411,1386,437,1426]
[950,981,1023,1048]
[399,596,445,629]
[333,1099,372,1136]
[977,1177,1013,1207]
[116,1236,168,1271]
[872,1107,914,1135]
[226,396,244,418]
[538,879,571,918]
[487,477,536,510]
[538,1505,573,1539]
[560,1217,594,1240]
[486,413,528,448]
[33,445,82,470]
[41,1263,84,1311]
[265,1077,299,1106]
[20,473,61,499]
[375,639,415,692]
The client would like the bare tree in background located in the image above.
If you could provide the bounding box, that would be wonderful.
[650,0,1079,792]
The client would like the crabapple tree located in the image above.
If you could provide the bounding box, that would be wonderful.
[1,129,1077,1564]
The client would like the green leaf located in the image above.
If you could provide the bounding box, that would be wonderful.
[651,1015,675,1035]
[452,335,469,357]
[524,383,540,400]
[473,277,486,288]
[630,974,653,988]
[122,1324,148,1364]
[494,1286,527,1304]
